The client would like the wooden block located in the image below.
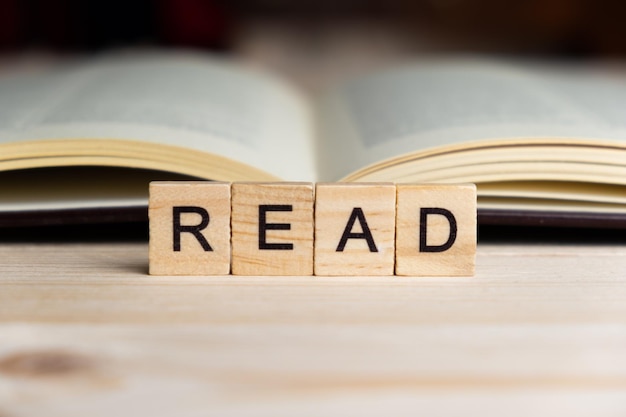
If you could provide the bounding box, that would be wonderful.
[231,182,314,276]
[314,183,396,276]
[149,181,231,275]
[395,184,476,276]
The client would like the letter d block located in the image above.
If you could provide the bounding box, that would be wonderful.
[395,184,476,276]
[315,183,396,276]
[149,182,231,275]
[231,182,314,275]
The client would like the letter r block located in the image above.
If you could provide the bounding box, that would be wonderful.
[149,181,231,275]
[314,183,396,276]
[395,184,476,276]
[231,182,314,275]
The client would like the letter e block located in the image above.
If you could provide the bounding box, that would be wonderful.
[231,182,314,275]
[395,184,476,276]
[315,183,396,276]
[149,181,231,275]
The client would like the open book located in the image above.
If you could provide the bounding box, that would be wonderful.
[1,52,625,228]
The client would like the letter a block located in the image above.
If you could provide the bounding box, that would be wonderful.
[395,184,476,276]
[314,183,396,276]
[231,182,314,275]
[149,181,231,275]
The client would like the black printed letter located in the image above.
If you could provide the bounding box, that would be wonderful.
[173,206,212,252]
[419,208,457,253]
[259,205,294,250]
[336,207,378,252]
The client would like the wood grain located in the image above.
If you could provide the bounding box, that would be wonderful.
[149,181,231,275]
[1,242,626,416]
[231,182,314,275]
[395,183,476,276]
[314,183,396,275]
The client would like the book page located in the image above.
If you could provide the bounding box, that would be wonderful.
[0,51,315,181]
[316,59,626,181]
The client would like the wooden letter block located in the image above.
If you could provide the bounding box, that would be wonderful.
[149,181,231,275]
[314,183,396,276]
[395,184,476,276]
[231,182,314,275]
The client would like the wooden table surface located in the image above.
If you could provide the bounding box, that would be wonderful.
[1,241,626,416]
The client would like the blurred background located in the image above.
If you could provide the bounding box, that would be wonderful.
[1,0,625,91]
[2,0,626,241]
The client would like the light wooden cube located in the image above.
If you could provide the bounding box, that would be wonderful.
[395,184,476,276]
[149,181,231,275]
[231,182,314,276]
[314,183,396,276]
